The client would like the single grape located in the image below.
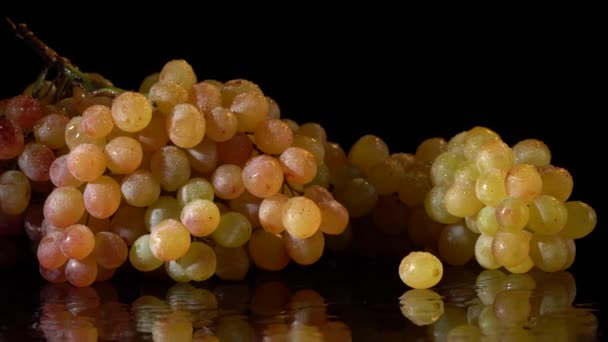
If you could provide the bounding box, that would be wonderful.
[398,251,443,289]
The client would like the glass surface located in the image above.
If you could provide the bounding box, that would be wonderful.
[0,234,601,341]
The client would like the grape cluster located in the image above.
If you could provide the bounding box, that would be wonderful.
[0,57,598,290]
[0,59,352,287]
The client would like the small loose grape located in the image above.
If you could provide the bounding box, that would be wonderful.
[398,251,443,289]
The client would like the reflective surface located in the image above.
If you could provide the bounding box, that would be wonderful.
[0,234,601,342]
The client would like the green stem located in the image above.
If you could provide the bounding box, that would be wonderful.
[5,17,125,100]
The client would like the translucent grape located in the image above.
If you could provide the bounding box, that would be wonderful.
[64,116,106,150]
[462,126,500,160]
[292,135,325,166]
[211,164,245,200]
[33,113,69,149]
[83,176,121,219]
[443,182,483,218]
[242,155,283,198]
[475,169,507,207]
[60,224,95,260]
[150,146,191,192]
[5,94,43,129]
[166,103,206,148]
[253,119,293,155]
[560,201,597,239]
[282,196,321,239]
[212,212,252,248]
[248,229,290,271]
[149,219,191,261]
[437,223,478,266]
[475,206,499,236]
[67,143,107,182]
[0,170,31,215]
[145,196,182,231]
[538,165,573,202]
[216,132,253,167]
[18,142,55,182]
[424,186,461,224]
[43,187,85,228]
[430,151,466,186]
[492,230,532,267]
[192,81,221,113]
[159,59,197,90]
[258,193,288,234]
[120,170,161,207]
[512,139,551,166]
[504,164,542,204]
[335,177,378,218]
[129,234,163,272]
[180,199,220,237]
[104,136,143,174]
[415,137,447,164]
[172,241,217,281]
[228,190,263,228]
[284,230,325,265]
[204,107,238,142]
[475,139,514,173]
[185,138,218,174]
[37,231,68,269]
[109,205,147,246]
[527,195,568,235]
[177,177,215,206]
[111,91,153,132]
[279,147,317,185]
[65,256,98,287]
[474,234,500,270]
[138,72,159,94]
[529,235,569,272]
[324,141,347,171]
[135,111,170,152]
[347,134,390,173]
[229,90,269,132]
[0,118,25,160]
[81,105,114,138]
[366,158,406,195]
[398,251,443,289]
[148,81,189,115]
[94,232,128,269]
[318,200,349,235]
[495,197,529,232]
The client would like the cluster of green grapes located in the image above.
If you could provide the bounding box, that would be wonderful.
[400,269,597,340]
[36,281,350,341]
[0,59,349,287]
[424,127,596,273]
[319,126,596,289]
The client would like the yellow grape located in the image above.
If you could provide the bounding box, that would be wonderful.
[527,195,568,235]
[560,201,597,239]
[504,164,542,204]
[282,196,321,239]
[111,91,153,132]
[284,230,325,265]
[248,229,290,271]
[149,219,191,261]
[512,138,551,166]
[398,251,443,289]
[475,169,507,207]
[159,59,197,90]
[538,165,573,202]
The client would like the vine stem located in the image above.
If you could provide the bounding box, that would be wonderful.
[5,17,123,99]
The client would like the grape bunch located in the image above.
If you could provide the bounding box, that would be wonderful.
[1,59,349,287]
[0,52,598,290]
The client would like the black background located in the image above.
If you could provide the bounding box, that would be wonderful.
[1,8,605,327]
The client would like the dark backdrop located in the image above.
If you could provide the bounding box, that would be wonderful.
[1,10,604,301]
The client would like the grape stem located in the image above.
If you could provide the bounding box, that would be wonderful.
[4,17,124,100]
